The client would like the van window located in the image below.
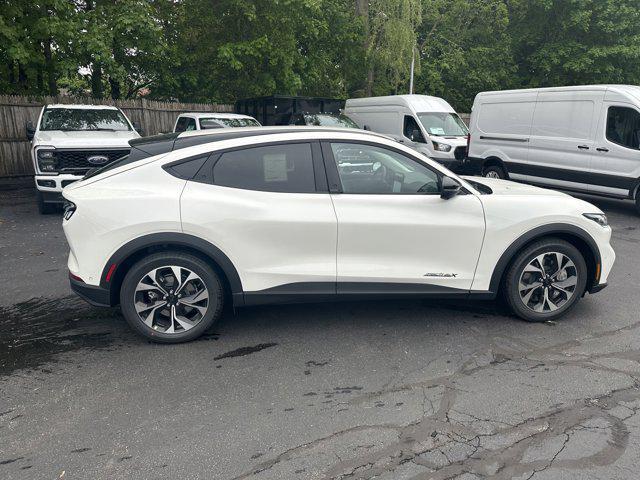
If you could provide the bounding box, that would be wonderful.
[531,101,594,139]
[213,143,316,193]
[606,106,640,150]
[403,116,425,142]
[477,102,535,136]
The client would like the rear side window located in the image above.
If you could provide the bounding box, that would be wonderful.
[531,100,594,139]
[477,101,535,136]
[213,143,316,193]
[606,106,640,150]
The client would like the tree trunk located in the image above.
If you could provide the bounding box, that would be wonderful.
[44,37,57,95]
[109,77,121,99]
[92,63,103,98]
[18,62,28,92]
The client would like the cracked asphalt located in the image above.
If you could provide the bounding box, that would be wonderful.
[1,186,640,480]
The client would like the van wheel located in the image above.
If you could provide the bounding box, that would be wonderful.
[36,191,57,214]
[483,165,506,179]
[120,252,224,343]
[503,238,587,322]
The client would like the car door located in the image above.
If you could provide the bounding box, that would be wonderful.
[322,141,485,293]
[180,141,337,294]
[590,102,640,197]
[523,90,601,191]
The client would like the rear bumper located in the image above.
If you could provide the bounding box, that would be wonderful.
[70,275,112,307]
[432,156,483,176]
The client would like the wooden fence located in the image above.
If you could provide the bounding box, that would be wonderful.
[0,95,233,178]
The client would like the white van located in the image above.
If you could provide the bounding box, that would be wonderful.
[468,85,640,213]
[344,95,474,173]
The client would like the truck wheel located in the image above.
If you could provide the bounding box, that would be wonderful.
[503,238,587,322]
[483,165,506,179]
[36,191,57,214]
[120,252,224,343]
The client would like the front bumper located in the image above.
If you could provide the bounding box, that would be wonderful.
[35,174,82,200]
[70,275,112,307]
[432,156,483,176]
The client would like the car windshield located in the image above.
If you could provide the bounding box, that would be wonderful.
[40,108,132,131]
[199,117,260,129]
[417,112,468,137]
[303,114,359,128]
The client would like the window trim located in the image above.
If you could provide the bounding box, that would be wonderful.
[605,105,640,151]
[320,139,444,196]
[185,140,328,194]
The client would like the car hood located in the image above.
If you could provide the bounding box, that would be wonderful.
[33,130,139,148]
[462,176,571,198]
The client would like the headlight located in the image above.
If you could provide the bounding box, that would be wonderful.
[432,141,452,152]
[37,149,57,172]
[583,213,608,227]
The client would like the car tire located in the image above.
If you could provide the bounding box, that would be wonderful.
[503,238,587,322]
[36,191,57,214]
[482,164,506,179]
[120,252,224,343]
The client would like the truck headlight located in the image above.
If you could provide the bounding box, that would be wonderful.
[37,149,57,172]
[432,141,452,152]
[583,213,608,227]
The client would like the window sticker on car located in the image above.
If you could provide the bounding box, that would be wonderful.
[263,154,288,182]
[429,127,446,135]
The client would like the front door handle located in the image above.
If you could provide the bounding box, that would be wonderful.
[577,145,590,150]
[596,147,609,152]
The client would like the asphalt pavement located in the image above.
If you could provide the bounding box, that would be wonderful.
[1,185,640,480]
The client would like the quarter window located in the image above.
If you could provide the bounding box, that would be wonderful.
[330,143,440,194]
[606,106,640,150]
[213,143,316,193]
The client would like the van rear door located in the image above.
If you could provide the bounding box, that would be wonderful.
[524,90,602,193]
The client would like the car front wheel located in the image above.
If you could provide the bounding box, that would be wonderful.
[504,238,587,322]
[120,252,224,343]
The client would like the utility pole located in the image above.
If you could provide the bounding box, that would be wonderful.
[409,46,415,94]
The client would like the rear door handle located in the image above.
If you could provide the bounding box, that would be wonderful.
[577,145,590,150]
[596,147,609,152]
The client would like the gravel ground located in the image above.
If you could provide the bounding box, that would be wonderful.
[1,186,640,480]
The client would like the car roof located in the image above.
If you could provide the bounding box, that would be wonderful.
[128,126,390,162]
[45,104,119,110]
[178,112,255,119]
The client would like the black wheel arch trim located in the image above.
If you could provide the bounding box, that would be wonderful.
[488,223,602,294]
[100,232,243,300]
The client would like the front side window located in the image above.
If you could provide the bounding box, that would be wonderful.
[606,106,640,150]
[175,117,189,132]
[213,143,316,193]
[330,143,440,194]
[417,112,468,137]
[40,108,131,131]
[403,115,425,142]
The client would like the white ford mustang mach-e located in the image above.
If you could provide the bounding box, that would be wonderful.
[62,127,615,343]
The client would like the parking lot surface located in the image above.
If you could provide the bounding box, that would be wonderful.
[2,186,640,480]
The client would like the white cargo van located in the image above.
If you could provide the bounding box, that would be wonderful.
[468,85,640,213]
[344,95,474,174]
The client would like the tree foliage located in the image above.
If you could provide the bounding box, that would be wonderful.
[1,0,640,109]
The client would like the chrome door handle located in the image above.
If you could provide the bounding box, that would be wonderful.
[596,147,609,152]
[577,145,590,150]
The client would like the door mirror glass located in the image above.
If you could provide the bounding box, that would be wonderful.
[132,121,143,136]
[26,120,35,140]
[441,176,461,200]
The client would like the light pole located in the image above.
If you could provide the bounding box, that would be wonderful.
[409,45,415,94]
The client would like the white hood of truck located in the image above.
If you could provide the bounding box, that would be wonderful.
[34,130,139,148]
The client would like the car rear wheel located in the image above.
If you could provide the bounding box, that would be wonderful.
[120,252,224,343]
[504,238,587,322]
[482,164,506,179]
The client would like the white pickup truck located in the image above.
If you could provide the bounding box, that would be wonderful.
[26,104,141,213]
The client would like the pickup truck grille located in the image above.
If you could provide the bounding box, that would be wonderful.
[55,149,130,174]
[454,146,467,161]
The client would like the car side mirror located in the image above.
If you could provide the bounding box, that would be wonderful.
[363,125,371,131]
[441,176,462,200]
[26,120,35,141]
[132,121,143,136]
[411,129,424,143]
